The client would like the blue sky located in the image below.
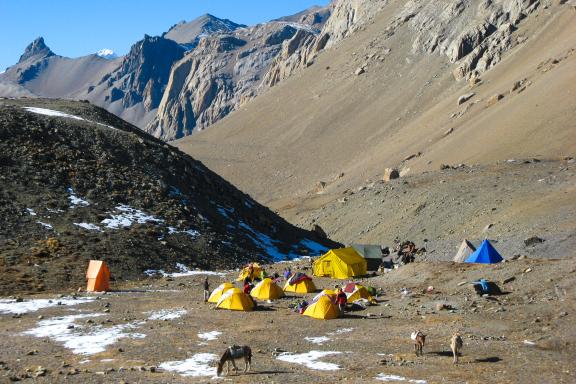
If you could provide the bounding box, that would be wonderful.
[0,0,329,71]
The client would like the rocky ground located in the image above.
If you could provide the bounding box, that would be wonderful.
[276,159,576,261]
[0,256,574,383]
[0,98,335,295]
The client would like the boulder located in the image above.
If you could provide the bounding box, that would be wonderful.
[383,168,400,182]
[457,93,475,105]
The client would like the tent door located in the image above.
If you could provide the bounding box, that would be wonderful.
[323,261,332,275]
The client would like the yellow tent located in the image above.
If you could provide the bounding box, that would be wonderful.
[303,295,339,320]
[313,248,367,279]
[215,288,255,311]
[236,263,263,282]
[283,278,316,294]
[346,285,376,304]
[208,282,235,303]
[251,278,285,300]
[312,289,336,303]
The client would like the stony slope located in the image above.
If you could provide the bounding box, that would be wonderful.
[176,0,576,202]
[0,98,336,295]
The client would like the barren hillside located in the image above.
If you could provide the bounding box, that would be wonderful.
[176,1,576,203]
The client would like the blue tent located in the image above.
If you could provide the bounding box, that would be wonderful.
[464,240,503,264]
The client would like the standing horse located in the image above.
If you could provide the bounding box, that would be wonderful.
[216,345,252,376]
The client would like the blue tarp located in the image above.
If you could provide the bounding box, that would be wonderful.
[465,240,503,264]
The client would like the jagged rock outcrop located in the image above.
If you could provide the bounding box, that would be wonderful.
[148,22,317,140]
[163,13,246,47]
[17,37,54,63]
[99,35,185,111]
[265,0,548,90]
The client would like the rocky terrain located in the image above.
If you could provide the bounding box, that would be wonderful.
[0,256,574,383]
[177,0,575,201]
[0,98,336,295]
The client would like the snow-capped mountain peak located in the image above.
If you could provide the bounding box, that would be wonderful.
[96,49,118,59]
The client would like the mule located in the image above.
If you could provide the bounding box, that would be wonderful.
[216,345,252,376]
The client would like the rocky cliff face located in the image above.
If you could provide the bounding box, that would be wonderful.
[265,0,547,88]
[147,22,321,140]
[96,35,185,112]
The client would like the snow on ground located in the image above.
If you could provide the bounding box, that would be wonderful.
[26,208,37,216]
[74,223,101,231]
[22,314,146,355]
[198,331,222,341]
[217,206,234,220]
[23,107,120,131]
[331,328,354,335]
[299,239,330,256]
[167,227,200,238]
[305,336,331,345]
[67,188,90,208]
[239,221,286,260]
[24,107,84,121]
[159,353,218,377]
[144,264,225,278]
[375,374,427,383]
[37,221,53,230]
[276,351,342,370]
[147,309,187,321]
[101,205,164,229]
[0,297,94,315]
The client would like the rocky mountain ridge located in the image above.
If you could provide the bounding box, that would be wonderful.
[0,7,331,139]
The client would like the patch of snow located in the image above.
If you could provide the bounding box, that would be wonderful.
[217,206,235,220]
[375,374,427,383]
[37,221,53,230]
[305,336,330,345]
[329,328,354,335]
[276,350,342,371]
[74,223,101,231]
[198,331,221,341]
[26,208,37,216]
[239,221,286,260]
[100,359,115,362]
[67,188,90,208]
[96,49,118,59]
[147,309,187,321]
[23,107,120,132]
[143,266,225,278]
[22,314,146,355]
[159,353,218,377]
[25,107,84,120]
[101,205,163,229]
[79,359,91,364]
[0,297,94,315]
[299,239,329,256]
[167,226,200,238]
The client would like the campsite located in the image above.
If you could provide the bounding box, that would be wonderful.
[0,247,575,383]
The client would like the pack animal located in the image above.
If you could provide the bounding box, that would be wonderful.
[411,330,426,356]
[451,333,464,364]
[216,345,252,376]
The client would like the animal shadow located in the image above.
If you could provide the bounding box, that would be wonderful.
[475,356,502,363]
[430,351,454,357]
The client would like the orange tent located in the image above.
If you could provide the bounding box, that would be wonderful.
[86,260,110,292]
